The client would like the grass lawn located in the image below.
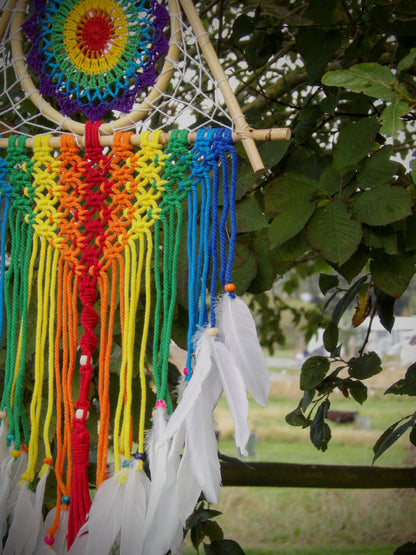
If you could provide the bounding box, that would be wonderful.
[190,367,416,554]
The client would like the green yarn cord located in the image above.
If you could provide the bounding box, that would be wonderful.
[153,130,192,410]
[2,136,35,448]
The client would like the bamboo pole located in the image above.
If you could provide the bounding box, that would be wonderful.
[10,0,182,135]
[0,127,290,149]
[178,0,270,174]
[220,461,416,489]
[0,0,16,41]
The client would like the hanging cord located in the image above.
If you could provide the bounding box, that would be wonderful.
[47,135,84,545]
[153,129,192,405]
[95,131,134,487]
[211,128,238,308]
[0,150,11,345]
[68,120,111,547]
[22,134,60,484]
[2,135,34,453]
[113,130,167,472]
[184,129,216,377]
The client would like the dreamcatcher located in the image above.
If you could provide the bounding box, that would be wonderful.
[0,0,290,553]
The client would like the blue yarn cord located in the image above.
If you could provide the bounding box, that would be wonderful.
[209,139,220,328]
[185,129,216,377]
[217,129,237,299]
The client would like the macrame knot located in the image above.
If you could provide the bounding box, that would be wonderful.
[72,419,90,466]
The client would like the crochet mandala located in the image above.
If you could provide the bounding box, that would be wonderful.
[23,0,169,120]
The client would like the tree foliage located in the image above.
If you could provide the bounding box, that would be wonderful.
[198,0,416,472]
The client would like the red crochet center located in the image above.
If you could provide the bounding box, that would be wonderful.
[79,13,115,53]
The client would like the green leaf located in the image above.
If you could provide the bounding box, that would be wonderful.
[187,508,222,529]
[323,320,338,353]
[352,185,411,226]
[319,273,339,295]
[322,64,396,102]
[333,117,379,170]
[331,275,368,325]
[345,379,368,404]
[304,0,337,25]
[272,234,311,275]
[235,197,268,233]
[348,352,382,379]
[362,227,398,254]
[300,356,330,390]
[232,243,258,295]
[385,363,416,396]
[264,173,317,215]
[397,48,416,71]
[373,414,416,463]
[267,202,315,248]
[374,287,395,333]
[204,539,247,555]
[380,99,410,137]
[305,201,362,265]
[202,520,224,543]
[297,28,343,81]
[258,140,291,168]
[310,399,332,451]
[231,14,255,42]
[371,252,416,299]
[301,389,315,412]
[394,541,416,554]
[285,406,311,427]
[335,248,369,283]
[357,146,398,189]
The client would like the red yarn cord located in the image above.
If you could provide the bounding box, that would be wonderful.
[68,121,112,548]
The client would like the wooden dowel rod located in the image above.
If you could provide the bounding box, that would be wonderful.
[0,127,290,149]
[178,0,266,174]
[220,461,416,489]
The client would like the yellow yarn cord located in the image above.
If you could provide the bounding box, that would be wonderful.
[24,134,59,481]
[113,131,166,472]
[43,247,59,463]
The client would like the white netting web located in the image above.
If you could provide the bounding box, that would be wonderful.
[0,0,233,138]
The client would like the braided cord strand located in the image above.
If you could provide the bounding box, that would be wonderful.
[0,150,11,345]
[48,135,84,542]
[68,120,111,547]
[23,134,61,483]
[184,129,216,376]
[2,136,35,451]
[153,130,192,403]
[113,130,166,470]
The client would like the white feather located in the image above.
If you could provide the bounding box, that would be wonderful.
[7,450,28,517]
[176,439,201,526]
[217,294,270,407]
[144,408,183,555]
[119,460,149,555]
[3,481,35,555]
[0,455,14,539]
[161,331,216,443]
[85,470,127,555]
[28,466,51,552]
[41,506,69,554]
[187,391,221,504]
[0,419,9,465]
[210,337,250,455]
[67,520,88,555]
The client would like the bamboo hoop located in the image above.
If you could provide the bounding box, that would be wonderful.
[0,127,291,149]
[0,0,16,42]
[178,0,266,174]
[10,0,182,135]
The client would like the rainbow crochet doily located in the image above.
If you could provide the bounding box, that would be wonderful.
[23,0,169,120]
